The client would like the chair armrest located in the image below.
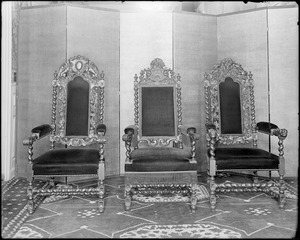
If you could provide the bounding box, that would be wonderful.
[96,123,107,136]
[257,121,288,140]
[23,124,52,146]
[256,121,278,134]
[122,125,138,143]
[205,122,218,141]
[32,124,52,139]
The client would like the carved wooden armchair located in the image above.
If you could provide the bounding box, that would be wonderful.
[122,58,200,213]
[204,58,288,211]
[23,55,107,214]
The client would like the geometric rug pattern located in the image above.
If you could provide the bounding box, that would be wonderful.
[2,174,298,238]
[1,178,47,238]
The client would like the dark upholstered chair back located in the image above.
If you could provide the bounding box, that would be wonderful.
[133,58,182,147]
[66,76,89,137]
[219,77,242,134]
[204,58,257,146]
[51,55,105,147]
[141,86,175,136]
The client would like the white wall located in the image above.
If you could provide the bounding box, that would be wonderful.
[268,7,299,177]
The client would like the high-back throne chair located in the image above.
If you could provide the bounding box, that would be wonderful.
[122,58,200,213]
[204,58,288,211]
[23,55,107,214]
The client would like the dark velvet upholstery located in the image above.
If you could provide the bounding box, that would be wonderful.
[257,121,279,134]
[126,148,196,172]
[32,124,52,138]
[219,78,242,134]
[141,87,175,136]
[207,148,279,169]
[126,147,196,172]
[33,149,100,175]
[66,76,89,136]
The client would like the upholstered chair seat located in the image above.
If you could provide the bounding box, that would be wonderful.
[125,147,197,172]
[208,148,279,170]
[33,149,102,175]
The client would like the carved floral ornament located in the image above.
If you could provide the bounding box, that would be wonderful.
[204,58,257,145]
[51,55,105,147]
[135,58,180,86]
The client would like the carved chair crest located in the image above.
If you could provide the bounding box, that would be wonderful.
[134,58,182,147]
[204,58,258,145]
[50,55,105,147]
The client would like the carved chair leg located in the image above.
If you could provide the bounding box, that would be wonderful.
[278,175,286,209]
[206,169,211,186]
[27,180,34,214]
[253,171,259,184]
[49,177,55,188]
[124,184,132,211]
[209,176,217,211]
[190,183,198,213]
[98,180,105,213]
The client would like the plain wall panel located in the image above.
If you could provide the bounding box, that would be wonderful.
[268,7,298,177]
[67,5,120,176]
[174,12,217,172]
[119,12,173,174]
[16,5,67,178]
[217,10,270,154]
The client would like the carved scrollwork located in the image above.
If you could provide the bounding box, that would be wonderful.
[51,55,105,147]
[138,138,179,147]
[204,58,257,145]
[136,58,179,86]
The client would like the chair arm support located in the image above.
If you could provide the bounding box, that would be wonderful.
[181,125,200,140]
[256,121,288,157]
[122,125,138,143]
[23,135,38,146]
[96,123,107,136]
[205,122,218,171]
[271,128,288,140]
[23,124,52,146]
[122,125,138,163]
[96,124,107,161]
[181,125,199,163]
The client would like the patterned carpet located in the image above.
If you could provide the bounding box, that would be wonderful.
[1,174,298,238]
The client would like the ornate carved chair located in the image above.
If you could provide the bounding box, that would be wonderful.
[204,58,288,211]
[23,55,107,214]
[122,58,200,213]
